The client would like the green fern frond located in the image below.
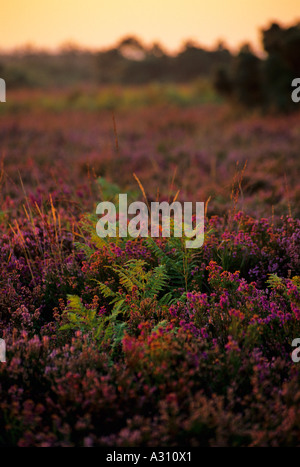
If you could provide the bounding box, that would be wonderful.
[146,264,169,298]
[74,241,95,259]
[95,281,117,299]
[267,274,284,289]
[152,320,169,334]
[66,295,86,315]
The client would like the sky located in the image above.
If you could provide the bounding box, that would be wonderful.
[2,0,300,53]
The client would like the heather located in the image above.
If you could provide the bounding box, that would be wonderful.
[0,89,300,446]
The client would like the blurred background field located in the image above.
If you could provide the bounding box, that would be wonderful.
[0,80,299,223]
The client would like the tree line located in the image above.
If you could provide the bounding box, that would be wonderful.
[214,22,300,111]
[1,21,299,111]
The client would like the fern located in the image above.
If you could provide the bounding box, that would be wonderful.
[59,295,101,334]
[145,236,197,294]
[95,259,170,314]
[59,294,127,352]
[267,274,284,289]
[97,281,117,300]
[152,320,169,334]
[145,264,169,298]
[74,241,95,259]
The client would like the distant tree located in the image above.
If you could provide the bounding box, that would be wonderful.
[174,42,208,81]
[232,44,264,107]
[262,23,283,55]
[213,21,300,112]
[262,22,300,110]
[117,36,147,61]
[213,67,233,97]
[262,22,300,74]
[149,42,166,58]
[96,48,125,83]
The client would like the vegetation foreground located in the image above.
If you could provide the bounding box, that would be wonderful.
[0,91,299,446]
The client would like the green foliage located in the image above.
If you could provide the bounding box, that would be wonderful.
[97,177,123,201]
[59,260,172,353]
[267,273,300,295]
[59,295,127,356]
[74,241,95,260]
[59,295,103,337]
[146,235,202,296]
[96,259,170,310]
[213,20,300,112]
[267,273,284,289]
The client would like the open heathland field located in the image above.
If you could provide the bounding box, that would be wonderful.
[0,86,300,446]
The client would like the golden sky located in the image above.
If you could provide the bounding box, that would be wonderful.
[2,0,300,52]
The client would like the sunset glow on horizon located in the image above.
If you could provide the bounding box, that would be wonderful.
[2,0,300,53]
